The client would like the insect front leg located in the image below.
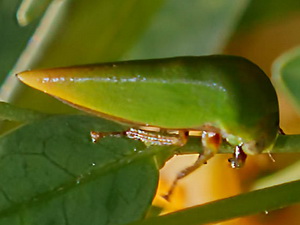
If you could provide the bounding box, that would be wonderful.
[163,131,222,200]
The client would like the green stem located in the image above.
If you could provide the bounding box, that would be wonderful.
[127,180,300,225]
[178,134,300,154]
[0,102,299,154]
[0,101,48,122]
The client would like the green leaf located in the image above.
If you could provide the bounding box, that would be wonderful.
[126,0,249,58]
[272,46,300,113]
[0,115,161,225]
[127,179,300,225]
[0,101,47,122]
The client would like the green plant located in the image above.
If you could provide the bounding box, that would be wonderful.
[1,1,300,224]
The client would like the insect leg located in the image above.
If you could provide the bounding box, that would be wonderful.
[90,130,125,143]
[125,128,188,146]
[163,131,222,200]
[90,128,188,146]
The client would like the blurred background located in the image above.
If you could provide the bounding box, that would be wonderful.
[1,0,300,224]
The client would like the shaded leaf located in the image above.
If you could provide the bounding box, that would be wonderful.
[126,0,249,59]
[0,115,160,225]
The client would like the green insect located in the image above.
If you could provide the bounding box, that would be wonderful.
[17,55,280,197]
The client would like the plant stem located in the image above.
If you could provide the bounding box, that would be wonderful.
[179,134,300,154]
[127,180,300,225]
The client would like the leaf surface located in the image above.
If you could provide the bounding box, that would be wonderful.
[0,115,159,225]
